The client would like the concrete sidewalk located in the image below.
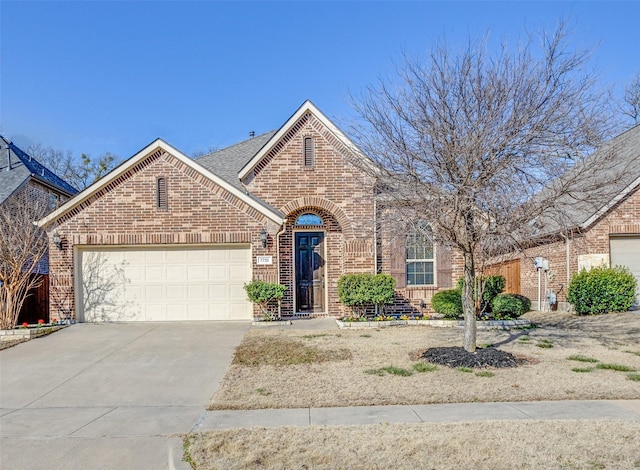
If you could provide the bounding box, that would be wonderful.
[195,399,640,430]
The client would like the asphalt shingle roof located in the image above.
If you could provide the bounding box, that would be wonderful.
[0,136,78,204]
[196,131,276,190]
[530,124,640,236]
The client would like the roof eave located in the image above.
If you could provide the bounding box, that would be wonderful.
[37,139,285,228]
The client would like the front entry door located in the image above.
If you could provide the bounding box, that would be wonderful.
[295,232,325,313]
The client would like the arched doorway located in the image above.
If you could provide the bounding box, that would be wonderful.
[294,212,325,313]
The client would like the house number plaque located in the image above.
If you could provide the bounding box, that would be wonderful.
[256,256,273,265]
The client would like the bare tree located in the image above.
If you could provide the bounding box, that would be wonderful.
[351,24,618,352]
[622,72,640,127]
[27,144,119,190]
[0,195,48,329]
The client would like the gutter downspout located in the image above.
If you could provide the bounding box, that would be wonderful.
[566,235,571,308]
[373,198,378,317]
[275,221,287,319]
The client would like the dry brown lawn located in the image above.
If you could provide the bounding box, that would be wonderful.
[209,311,640,410]
[188,312,640,469]
[187,420,640,470]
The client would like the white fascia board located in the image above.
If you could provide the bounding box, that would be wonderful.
[38,139,285,228]
[238,100,375,179]
[581,175,640,229]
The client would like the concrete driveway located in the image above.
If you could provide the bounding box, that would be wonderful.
[0,322,249,470]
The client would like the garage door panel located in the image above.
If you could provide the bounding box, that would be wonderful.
[229,283,247,300]
[167,266,187,281]
[229,248,249,262]
[229,265,249,280]
[145,266,164,281]
[610,236,640,305]
[77,246,252,322]
[187,265,207,280]
[210,265,229,281]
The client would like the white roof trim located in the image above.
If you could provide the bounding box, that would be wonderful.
[580,174,640,229]
[38,139,285,228]
[238,100,374,179]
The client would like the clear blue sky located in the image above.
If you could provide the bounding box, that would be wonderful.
[1,1,639,161]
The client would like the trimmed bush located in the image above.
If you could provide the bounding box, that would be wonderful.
[491,293,531,319]
[338,273,396,317]
[456,275,506,313]
[567,266,637,315]
[244,280,287,320]
[431,289,463,319]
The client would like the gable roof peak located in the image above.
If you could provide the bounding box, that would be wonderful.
[237,100,370,179]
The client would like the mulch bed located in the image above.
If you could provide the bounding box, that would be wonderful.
[421,346,525,368]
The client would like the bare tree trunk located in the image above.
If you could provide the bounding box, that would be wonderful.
[462,251,477,352]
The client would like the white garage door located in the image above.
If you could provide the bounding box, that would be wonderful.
[610,236,640,305]
[76,245,252,322]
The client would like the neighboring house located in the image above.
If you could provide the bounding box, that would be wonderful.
[38,101,462,322]
[0,136,78,323]
[490,125,640,310]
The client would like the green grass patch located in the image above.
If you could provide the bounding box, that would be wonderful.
[365,366,414,377]
[457,367,473,373]
[233,336,351,366]
[536,339,554,348]
[360,334,372,338]
[626,373,640,382]
[596,363,637,372]
[301,333,329,339]
[475,371,494,377]
[567,355,599,363]
[517,336,531,343]
[479,343,493,349]
[624,350,640,357]
[571,367,594,373]
[413,362,438,372]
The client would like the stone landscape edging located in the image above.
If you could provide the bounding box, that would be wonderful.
[335,318,531,330]
[0,325,69,341]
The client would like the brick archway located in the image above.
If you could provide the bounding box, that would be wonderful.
[280,196,354,239]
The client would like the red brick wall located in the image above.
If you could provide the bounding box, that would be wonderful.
[46,149,278,321]
[245,112,377,316]
[520,185,640,310]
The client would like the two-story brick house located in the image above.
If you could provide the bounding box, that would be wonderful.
[38,101,461,322]
[1,136,78,323]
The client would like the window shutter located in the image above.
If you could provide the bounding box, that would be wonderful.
[390,235,406,289]
[156,177,168,210]
[436,244,452,288]
[303,137,314,167]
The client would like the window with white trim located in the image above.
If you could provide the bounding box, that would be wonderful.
[406,226,435,285]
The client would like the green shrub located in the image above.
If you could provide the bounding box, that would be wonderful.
[456,275,506,313]
[431,289,463,319]
[244,280,287,320]
[369,273,396,310]
[338,273,396,318]
[491,293,531,319]
[567,266,637,315]
[483,275,506,304]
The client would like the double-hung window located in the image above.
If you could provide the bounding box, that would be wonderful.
[406,227,435,286]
